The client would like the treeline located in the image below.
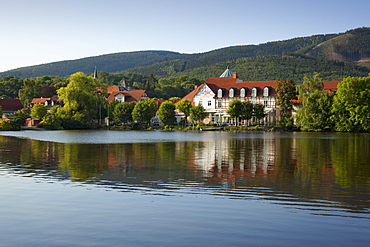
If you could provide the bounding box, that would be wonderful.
[0,72,203,104]
[172,54,370,82]
[296,73,370,132]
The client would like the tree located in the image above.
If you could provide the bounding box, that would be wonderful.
[158,101,176,126]
[276,79,296,118]
[56,72,103,128]
[253,103,266,124]
[18,79,41,107]
[176,99,192,126]
[297,72,323,95]
[331,76,370,131]
[30,103,47,120]
[296,73,333,131]
[190,104,207,124]
[227,99,243,126]
[112,102,135,124]
[297,90,333,131]
[132,99,158,124]
[241,101,254,124]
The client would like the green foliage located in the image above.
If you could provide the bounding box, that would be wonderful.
[276,79,296,118]
[158,101,176,126]
[0,119,21,130]
[112,102,135,124]
[18,79,41,107]
[0,76,23,98]
[176,99,192,125]
[30,103,47,120]
[297,90,333,131]
[39,106,63,130]
[56,72,103,128]
[280,116,294,130]
[253,103,266,120]
[227,99,244,119]
[132,99,158,124]
[331,76,370,131]
[190,104,207,124]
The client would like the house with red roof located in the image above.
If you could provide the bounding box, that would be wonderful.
[0,99,23,119]
[181,68,341,125]
[106,86,149,103]
[30,95,62,109]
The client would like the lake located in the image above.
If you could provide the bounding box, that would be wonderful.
[0,130,369,246]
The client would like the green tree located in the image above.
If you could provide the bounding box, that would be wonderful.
[276,79,296,118]
[331,76,370,131]
[30,103,47,120]
[297,72,323,95]
[132,99,158,124]
[112,102,135,124]
[241,101,254,124]
[56,72,103,128]
[158,101,176,126]
[18,79,41,107]
[176,99,192,126]
[297,90,333,131]
[190,104,207,124]
[253,103,266,124]
[227,99,243,126]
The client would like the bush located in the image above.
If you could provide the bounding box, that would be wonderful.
[0,120,21,131]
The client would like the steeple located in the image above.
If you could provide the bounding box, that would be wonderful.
[220,67,233,77]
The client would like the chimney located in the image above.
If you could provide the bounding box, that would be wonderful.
[232,72,238,79]
[194,85,198,89]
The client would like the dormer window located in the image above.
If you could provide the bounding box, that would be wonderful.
[240,88,246,98]
[252,87,257,97]
[263,87,269,97]
[217,88,223,98]
[229,88,234,98]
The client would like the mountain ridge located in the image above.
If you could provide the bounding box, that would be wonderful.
[1,27,370,80]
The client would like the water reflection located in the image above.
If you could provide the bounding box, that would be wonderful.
[0,132,369,217]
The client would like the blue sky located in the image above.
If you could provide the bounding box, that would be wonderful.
[1,0,369,73]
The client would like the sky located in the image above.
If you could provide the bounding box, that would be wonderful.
[1,0,370,73]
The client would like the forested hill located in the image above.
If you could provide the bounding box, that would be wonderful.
[1,27,370,80]
[0,32,338,78]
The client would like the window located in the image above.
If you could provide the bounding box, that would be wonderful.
[264,100,268,107]
[217,89,223,98]
[240,88,245,98]
[263,87,269,97]
[208,100,212,106]
[252,88,257,97]
[217,100,222,108]
[229,88,234,98]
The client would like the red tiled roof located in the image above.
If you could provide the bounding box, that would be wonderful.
[0,99,23,112]
[323,81,341,90]
[31,98,51,105]
[107,90,148,103]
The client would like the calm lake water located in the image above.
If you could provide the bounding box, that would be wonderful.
[0,130,369,246]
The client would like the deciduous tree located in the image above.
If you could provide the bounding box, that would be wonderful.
[331,76,370,131]
[190,104,207,125]
[158,101,176,126]
[30,103,47,120]
[176,99,192,126]
[112,102,135,124]
[132,99,158,124]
